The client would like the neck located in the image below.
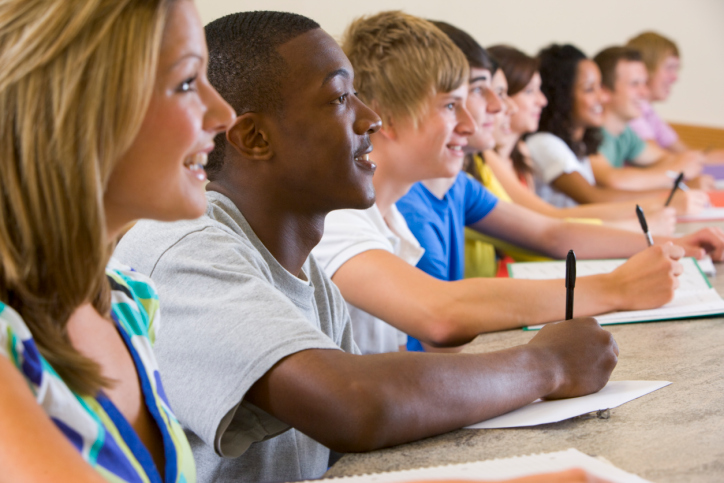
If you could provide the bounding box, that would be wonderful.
[372,172,413,218]
[421,176,456,200]
[602,109,627,135]
[571,125,586,143]
[207,177,324,277]
[496,134,519,160]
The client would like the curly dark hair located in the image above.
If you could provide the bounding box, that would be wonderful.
[537,44,601,159]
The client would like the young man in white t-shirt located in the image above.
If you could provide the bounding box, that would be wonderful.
[313,13,724,354]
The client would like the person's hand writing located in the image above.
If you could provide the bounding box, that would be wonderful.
[609,243,683,310]
[528,317,617,400]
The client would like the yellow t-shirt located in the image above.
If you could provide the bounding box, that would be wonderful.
[464,154,601,278]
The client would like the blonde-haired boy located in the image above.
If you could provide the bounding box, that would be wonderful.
[343,10,468,126]
[313,11,722,354]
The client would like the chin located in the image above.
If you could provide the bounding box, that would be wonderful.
[343,191,376,211]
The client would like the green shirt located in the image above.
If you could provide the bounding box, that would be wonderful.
[599,126,647,168]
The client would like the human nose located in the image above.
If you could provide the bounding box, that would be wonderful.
[202,83,236,135]
[538,91,548,108]
[353,96,382,135]
[455,104,476,136]
[485,89,502,114]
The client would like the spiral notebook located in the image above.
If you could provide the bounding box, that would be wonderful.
[507,257,724,330]
[314,448,649,482]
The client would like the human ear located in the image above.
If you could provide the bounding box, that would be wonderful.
[377,114,397,141]
[226,113,273,160]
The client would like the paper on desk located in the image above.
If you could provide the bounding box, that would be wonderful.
[310,448,650,482]
[697,254,716,276]
[678,207,724,222]
[509,258,724,329]
[466,380,670,429]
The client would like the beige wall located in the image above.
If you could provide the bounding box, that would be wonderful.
[197,0,724,128]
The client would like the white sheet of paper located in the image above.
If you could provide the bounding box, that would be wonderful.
[310,448,649,482]
[509,258,724,329]
[697,254,716,276]
[678,207,724,222]
[509,257,708,290]
[466,380,670,429]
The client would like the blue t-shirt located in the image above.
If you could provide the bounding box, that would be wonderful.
[397,173,498,351]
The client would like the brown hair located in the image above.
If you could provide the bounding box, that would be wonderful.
[593,46,644,90]
[626,31,680,75]
[488,45,539,96]
[487,45,540,177]
[0,0,172,395]
[342,11,468,127]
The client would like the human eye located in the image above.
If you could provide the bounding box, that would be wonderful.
[177,75,198,93]
[331,93,349,105]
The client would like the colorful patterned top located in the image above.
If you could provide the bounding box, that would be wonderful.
[0,259,196,483]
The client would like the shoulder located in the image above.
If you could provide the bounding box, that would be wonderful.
[116,214,227,276]
[314,205,394,275]
[397,183,437,220]
[527,133,578,168]
[0,303,45,391]
[106,260,160,339]
[527,132,572,153]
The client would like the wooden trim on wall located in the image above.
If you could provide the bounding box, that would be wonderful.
[669,123,724,150]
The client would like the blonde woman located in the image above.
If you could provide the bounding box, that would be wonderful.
[0,0,234,481]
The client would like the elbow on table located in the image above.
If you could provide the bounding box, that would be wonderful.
[321,379,402,453]
[414,310,479,347]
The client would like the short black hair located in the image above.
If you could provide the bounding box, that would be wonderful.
[204,11,320,178]
[593,46,643,90]
[430,20,498,74]
[537,44,601,158]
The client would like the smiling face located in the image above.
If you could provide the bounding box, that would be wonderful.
[263,29,382,212]
[572,59,607,129]
[649,54,680,101]
[390,83,475,183]
[607,59,649,121]
[104,0,234,231]
[465,67,502,152]
[509,72,547,135]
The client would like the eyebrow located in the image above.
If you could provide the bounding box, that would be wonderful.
[168,53,204,72]
[470,74,491,82]
[322,68,350,87]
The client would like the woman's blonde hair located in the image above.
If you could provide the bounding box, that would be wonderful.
[626,31,680,75]
[0,0,173,395]
[342,11,468,127]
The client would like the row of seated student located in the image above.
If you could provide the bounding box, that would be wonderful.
[1,1,722,482]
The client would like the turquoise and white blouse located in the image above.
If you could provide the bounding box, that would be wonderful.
[0,259,196,482]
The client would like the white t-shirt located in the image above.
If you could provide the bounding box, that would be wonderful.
[527,132,596,208]
[313,204,425,354]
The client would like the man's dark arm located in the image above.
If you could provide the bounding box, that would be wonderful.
[246,317,618,452]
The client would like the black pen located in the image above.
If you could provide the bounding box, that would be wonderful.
[664,171,684,207]
[635,204,654,247]
[565,250,576,320]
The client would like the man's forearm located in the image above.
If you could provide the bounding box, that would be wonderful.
[246,346,557,452]
[442,274,620,338]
